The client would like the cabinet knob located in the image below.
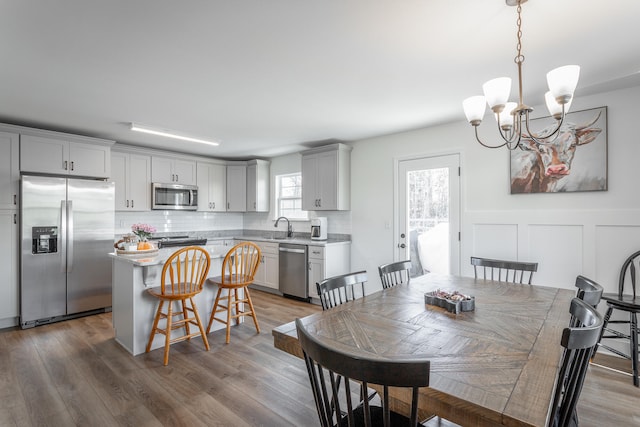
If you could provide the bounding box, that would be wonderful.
[212,202,215,209]
[126,200,129,208]
[13,194,17,205]
[64,160,68,170]
[131,199,134,208]
[70,161,74,171]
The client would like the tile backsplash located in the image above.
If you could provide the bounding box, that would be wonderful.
[115,210,352,238]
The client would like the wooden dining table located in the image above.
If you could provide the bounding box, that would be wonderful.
[272,273,575,427]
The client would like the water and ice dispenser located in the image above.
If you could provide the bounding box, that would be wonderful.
[32,226,58,254]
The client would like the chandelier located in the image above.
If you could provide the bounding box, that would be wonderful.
[462,0,580,149]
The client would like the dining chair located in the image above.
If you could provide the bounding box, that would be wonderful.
[549,298,604,427]
[594,249,640,386]
[378,260,412,289]
[296,318,431,427]
[146,246,211,365]
[206,241,262,343]
[317,270,368,310]
[574,275,603,308]
[470,256,538,284]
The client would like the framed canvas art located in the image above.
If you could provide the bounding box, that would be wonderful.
[510,106,607,194]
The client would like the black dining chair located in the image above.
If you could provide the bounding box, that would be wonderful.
[470,256,538,284]
[549,298,603,427]
[378,260,412,289]
[296,318,431,427]
[317,271,368,311]
[594,249,640,386]
[574,275,603,308]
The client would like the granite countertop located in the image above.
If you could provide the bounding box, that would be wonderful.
[109,246,225,267]
[110,230,351,266]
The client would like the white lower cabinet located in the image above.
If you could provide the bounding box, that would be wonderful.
[253,241,279,290]
[308,243,351,300]
[0,210,18,327]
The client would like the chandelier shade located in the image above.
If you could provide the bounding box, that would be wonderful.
[462,0,581,149]
[546,65,580,101]
[462,96,487,124]
[482,77,512,111]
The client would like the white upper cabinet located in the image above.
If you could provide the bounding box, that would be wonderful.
[0,132,19,210]
[20,134,111,178]
[301,143,351,211]
[112,151,151,211]
[151,156,196,185]
[226,163,247,212]
[197,161,227,212]
[246,159,270,212]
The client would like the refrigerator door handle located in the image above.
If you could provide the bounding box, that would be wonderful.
[67,200,74,272]
[60,200,67,273]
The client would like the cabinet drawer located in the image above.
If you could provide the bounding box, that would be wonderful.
[259,242,279,254]
[308,246,324,260]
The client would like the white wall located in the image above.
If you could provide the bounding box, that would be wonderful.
[349,84,640,297]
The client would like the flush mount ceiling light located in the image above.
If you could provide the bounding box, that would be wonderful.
[462,0,580,149]
[130,123,220,146]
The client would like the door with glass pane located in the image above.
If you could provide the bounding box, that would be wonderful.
[397,154,460,277]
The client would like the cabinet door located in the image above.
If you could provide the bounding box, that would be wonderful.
[254,254,267,285]
[301,154,318,211]
[111,152,129,211]
[0,132,19,210]
[0,210,18,323]
[246,163,257,212]
[308,246,325,298]
[173,159,196,185]
[20,135,69,175]
[308,257,324,299]
[226,165,246,212]
[209,163,226,212]
[69,142,110,178]
[263,253,279,289]
[196,163,212,211]
[151,157,174,183]
[316,151,338,210]
[128,154,151,211]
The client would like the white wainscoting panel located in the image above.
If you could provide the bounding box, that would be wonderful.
[595,225,640,293]
[472,223,518,261]
[528,224,583,289]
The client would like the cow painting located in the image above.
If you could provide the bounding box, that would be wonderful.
[510,107,607,194]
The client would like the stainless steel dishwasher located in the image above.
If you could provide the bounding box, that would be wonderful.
[278,243,308,300]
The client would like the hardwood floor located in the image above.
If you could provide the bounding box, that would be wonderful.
[0,290,638,426]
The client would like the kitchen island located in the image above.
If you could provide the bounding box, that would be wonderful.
[109,245,226,356]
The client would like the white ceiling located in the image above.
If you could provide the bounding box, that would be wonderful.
[1,0,639,159]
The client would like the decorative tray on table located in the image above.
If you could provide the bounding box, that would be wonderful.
[425,290,475,314]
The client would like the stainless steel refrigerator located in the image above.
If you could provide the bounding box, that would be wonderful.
[20,175,115,328]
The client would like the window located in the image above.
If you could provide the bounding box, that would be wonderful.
[276,173,307,220]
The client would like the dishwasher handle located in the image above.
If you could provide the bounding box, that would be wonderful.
[279,247,306,254]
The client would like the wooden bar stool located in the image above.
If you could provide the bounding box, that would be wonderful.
[146,246,211,365]
[206,241,262,343]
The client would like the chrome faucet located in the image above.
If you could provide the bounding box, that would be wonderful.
[274,216,293,237]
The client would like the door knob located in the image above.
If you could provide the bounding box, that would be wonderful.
[398,243,406,249]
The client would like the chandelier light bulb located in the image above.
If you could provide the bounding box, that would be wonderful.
[463,96,487,125]
[482,77,512,111]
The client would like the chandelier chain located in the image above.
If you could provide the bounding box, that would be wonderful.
[514,2,524,65]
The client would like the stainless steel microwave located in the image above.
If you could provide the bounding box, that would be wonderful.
[151,183,198,210]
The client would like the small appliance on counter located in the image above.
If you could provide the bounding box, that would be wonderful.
[310,217,327,240]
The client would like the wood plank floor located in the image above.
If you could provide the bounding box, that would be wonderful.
[0,290,638,426]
